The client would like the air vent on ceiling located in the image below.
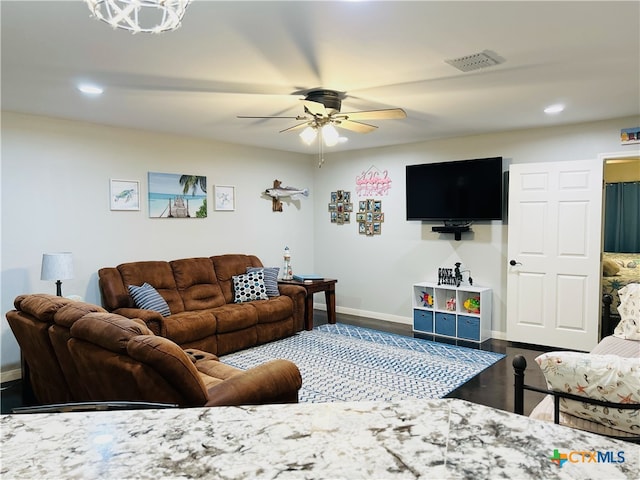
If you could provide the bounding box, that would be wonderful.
[445,50,505,72]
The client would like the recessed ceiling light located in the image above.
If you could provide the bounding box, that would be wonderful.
[78,84,104,95]
[544,104,565,115]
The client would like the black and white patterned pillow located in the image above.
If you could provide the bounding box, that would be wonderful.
[247,267,280,297]
[233,271,268,303]
[128,282,171,317]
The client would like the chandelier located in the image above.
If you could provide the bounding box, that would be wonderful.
[85,0,192,34]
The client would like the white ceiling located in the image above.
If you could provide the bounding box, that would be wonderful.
[2,1,639,154]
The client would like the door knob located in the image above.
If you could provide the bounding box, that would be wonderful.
[509,260,522,266]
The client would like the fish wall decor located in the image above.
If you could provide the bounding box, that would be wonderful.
[264,179,309,212]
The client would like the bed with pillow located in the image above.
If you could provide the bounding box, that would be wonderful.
[514,283,640,441]
[602,252,640,318]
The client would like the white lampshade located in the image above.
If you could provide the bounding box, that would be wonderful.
[299,126,318,145]
[41,253,74,281]
[321,124,340,147]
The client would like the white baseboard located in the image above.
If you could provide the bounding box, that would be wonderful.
[490,330,507,341]
[314,302,508,340]
[314,302,412,326]
[1,368,22,384]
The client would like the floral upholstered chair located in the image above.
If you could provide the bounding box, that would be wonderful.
[514,284,640,440]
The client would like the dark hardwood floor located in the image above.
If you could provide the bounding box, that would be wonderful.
[1,310,552,415]
[1,380,27,414]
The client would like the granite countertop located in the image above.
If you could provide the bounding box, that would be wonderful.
[1,399,637,479]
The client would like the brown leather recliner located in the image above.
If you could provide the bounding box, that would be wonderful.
[6,294,106,404]
[67,312,302,406]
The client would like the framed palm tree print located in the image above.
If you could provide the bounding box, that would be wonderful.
[148,172,207,218]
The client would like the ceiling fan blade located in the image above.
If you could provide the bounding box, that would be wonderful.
[302,100,327,117]
[238,115,307,120]
[337,108,407,121]
[280,122,310,133]
[335,119,378,134]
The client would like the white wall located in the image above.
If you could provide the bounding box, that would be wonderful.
[312,116,640,336]
[2,112,639,378]
[1,112,316,376]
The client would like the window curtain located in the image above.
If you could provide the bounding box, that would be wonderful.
[604,182,640,252]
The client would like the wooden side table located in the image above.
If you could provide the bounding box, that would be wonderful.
[278,278,337,330]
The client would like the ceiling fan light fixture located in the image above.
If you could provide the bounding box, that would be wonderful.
[322,124,339,147]
[85,0,191,34]
[299,126,317,145]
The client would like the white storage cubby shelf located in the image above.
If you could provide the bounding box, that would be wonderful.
[412,282,492,342]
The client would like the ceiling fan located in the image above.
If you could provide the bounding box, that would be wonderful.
[238,89,407,147]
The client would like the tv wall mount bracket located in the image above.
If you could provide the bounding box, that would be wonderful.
[431,221,472,241]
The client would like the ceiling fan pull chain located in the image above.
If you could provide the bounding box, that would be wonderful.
[318,130,325,168]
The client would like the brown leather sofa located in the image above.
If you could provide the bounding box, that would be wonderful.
[98,254,307,355]
[6,294,302,406]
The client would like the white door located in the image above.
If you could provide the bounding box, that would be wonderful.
[507,159,603,351]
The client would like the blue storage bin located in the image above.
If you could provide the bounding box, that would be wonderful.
[457,315,480,341]
[435,313,456,337]
[413,310,433,333]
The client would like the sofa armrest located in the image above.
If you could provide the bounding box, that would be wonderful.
[276,284,307,332]
[276,283,305,298]
[204,359,302,407]
[112,307,164,335]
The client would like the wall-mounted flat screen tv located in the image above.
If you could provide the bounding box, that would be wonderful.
[406,156,504,222]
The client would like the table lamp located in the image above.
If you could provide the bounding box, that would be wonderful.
[41,252,74,297]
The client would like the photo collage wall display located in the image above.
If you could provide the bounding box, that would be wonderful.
[328,190,353,224]
[356,199,384,235]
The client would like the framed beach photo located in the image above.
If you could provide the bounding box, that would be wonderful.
[110,179,140,211]
[148,172,207,218]
[214,185,235,211]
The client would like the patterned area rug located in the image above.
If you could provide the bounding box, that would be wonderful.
[220,323,505,403]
